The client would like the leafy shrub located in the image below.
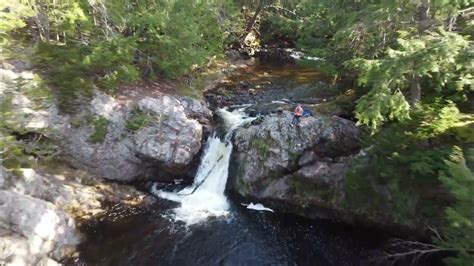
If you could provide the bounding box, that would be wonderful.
[5,0,238,111]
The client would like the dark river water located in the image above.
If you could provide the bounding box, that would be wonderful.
[71,197,392,266]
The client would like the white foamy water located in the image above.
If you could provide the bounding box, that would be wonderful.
[153,108,255,225]
[242,202,275,212]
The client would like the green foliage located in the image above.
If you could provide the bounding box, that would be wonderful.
[414,101,464,139]
[259,13,302,46]
[437,146,474,265]
[349,30,471,131]
[125,108,155,133]
[88,116,108,144]
[295,0,403,71]
[0,133,25,169]
[3,0,238,111]
[33,36,140,112]
[0,1,35,58]
[345,102,471,222]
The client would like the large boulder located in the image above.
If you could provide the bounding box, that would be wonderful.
[133,97,204,175]
[231,112,359,191]
[57,92,212,182]
[0,163,150,265]
[0,190,79,265]
[230,112,434,234]
[2,66,212,183]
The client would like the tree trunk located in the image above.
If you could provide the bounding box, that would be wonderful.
[35,4,50,43]
[245,4,263,33]
[410,73,421,106]
[417,0,430,34]
[447,14,456,31]
[240,2,265,51]
[409,0,430,107]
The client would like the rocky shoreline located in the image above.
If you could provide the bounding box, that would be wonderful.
[1,60,212,264]
[0,52,440,264]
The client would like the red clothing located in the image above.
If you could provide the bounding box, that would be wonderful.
[294,106,303,116]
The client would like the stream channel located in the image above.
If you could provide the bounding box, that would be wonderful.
[72,58,439,266]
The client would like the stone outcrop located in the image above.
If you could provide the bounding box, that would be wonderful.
[0,167,78,265]
[59,92,211,182]
[0,61,166,265]
[229,112,432,234]
[231,112,359,191]
[2,60,212,182]
[0,190,79,265]
[0,164,151,265]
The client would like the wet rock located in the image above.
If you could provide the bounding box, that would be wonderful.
[225,49,246,61]
[206,77,337,112]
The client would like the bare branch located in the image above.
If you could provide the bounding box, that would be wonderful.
[428,226,444,242]
[263,5,299,19]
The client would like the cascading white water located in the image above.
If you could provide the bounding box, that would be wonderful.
[153,108,255,225]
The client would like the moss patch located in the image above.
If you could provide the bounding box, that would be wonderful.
[252,138,271,161]
[125,108,155,133]
[292,178,334,201]
[88,116,108,144]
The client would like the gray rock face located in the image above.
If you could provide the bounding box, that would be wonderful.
[2,67,211,182]
[232,112,359,191]
[0,190,79,265]
[59,123,144,182]
[230,113,430,234]
[0,164,149,265]
[0,61,166,265]
[57,92,211,182]
[133,97,204,175]
[294,161,348,186]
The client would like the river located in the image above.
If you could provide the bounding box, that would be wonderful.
[71,58,441,266]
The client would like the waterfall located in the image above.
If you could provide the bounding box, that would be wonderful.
[153,108,255,225]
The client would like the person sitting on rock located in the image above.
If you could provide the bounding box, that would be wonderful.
[292,104,303,125]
